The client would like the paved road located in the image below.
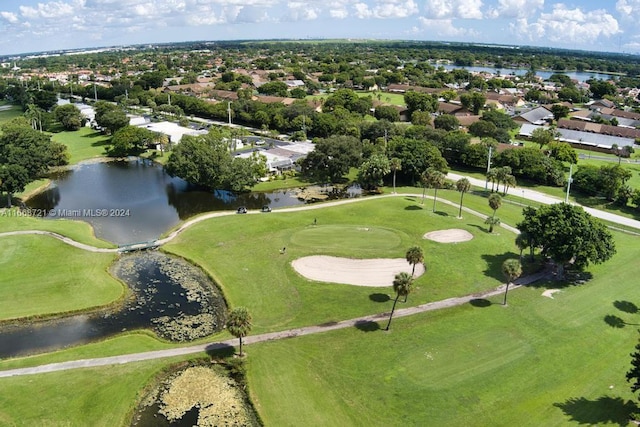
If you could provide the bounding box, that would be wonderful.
[447,172,640,231]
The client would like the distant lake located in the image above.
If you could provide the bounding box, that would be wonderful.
[439,64,618,82]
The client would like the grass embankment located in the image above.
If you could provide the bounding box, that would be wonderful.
[0,214,115,248]
[51,127,110,164]
[0,235,122,321]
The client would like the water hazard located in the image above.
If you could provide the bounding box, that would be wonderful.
[2,159,362,359]
[0,251,227,359]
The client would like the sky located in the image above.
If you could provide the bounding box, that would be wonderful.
[0,0,637,56]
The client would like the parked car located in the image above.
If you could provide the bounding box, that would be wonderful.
[236,206,247,214]
[261,205,272,213]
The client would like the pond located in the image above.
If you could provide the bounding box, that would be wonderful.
[26,159,311,245]
[0,251,227,359]
[2,159,362,358]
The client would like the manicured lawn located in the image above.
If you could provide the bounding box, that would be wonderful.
[0,358,188,427]
[246,229,640,426]
[0,195,638,425]
[51,127,111,164]
[0,213,116,248]
[0,234,122,320]
[0,104,23,126]
[164,196,519,333]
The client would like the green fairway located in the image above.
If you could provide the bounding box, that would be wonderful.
[0,104,23,126]
[51,127,111,164]
[0,234,122,320]
[0,194,638,426]
[246,229,640,426]
[0,358,186,427]
[164,196,519,333]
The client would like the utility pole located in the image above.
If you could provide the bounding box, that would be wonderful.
[94,83,97,102]
[227,101,232,126]
[485,145,493,190]
[565,163,573,203]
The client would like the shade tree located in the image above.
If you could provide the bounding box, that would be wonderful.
[516,204,616,278]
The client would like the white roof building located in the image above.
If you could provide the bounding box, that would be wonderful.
[138,121,207,144]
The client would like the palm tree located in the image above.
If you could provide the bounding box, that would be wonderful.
[423,167,446,212]
[227,307,252,356]
[486,168,498,192]
[487,193,502,232]
[503,174,516,195]
[385,272,413,331]
[455,178,471,218]
[515,232,529,259]
[405,245,424,277]
[390,157,401,194]
[501,259,522,306]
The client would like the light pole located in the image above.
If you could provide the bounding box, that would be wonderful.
[565,163,573,203]
[485,145,493,190]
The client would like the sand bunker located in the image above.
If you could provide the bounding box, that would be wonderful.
[423,229,473,243]
[291,256,425,287]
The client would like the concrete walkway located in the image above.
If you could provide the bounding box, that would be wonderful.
[447,172,640,230]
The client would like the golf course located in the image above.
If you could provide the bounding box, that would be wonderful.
[0,184,639,426]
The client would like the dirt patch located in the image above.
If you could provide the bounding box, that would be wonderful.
[423,229,473,243]
[291,256,425,287]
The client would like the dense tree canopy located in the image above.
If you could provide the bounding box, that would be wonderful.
[108,125,159,157]
[516,203,616,272]
[0,118,68,205]
[53,103,84,131]
[165,132,267,192]
[300,135,362,183]
[387,137,448,185]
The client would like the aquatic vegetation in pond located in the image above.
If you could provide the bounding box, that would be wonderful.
[132,361,260,427]
[111,251,227,342]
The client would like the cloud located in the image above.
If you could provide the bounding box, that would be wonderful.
[0,11,19,24]
[487,0,544,19]
[416,17,478,37]
[285,1,320,21]
[19,1,76,19]
[422,0,483,20]
[616,0,640,21]
[514,5,621,45]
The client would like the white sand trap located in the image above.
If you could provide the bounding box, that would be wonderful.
[423,229,473,243]
[542,289,561,299]
[291,256,425,287]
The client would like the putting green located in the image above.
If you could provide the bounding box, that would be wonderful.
[290,225,402,251]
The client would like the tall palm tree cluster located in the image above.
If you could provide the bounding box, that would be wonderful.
[487,166,516,195]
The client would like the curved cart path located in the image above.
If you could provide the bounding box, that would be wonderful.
[0,269,547,378]
[0,185,635,377]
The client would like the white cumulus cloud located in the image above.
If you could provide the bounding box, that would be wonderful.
[0,11,19,24]
[417,17,478,37]
[487,0,544,19]
[515,5,621,45]
[422,0,483,20]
